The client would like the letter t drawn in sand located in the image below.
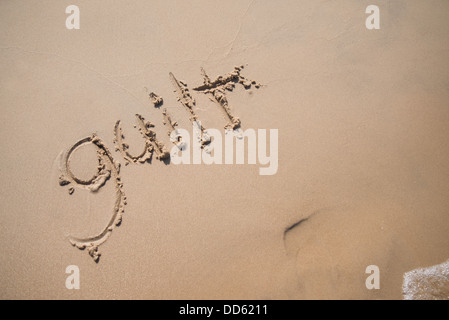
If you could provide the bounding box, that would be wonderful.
[193,65,262,130]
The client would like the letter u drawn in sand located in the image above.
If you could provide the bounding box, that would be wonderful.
[113,114,170,165]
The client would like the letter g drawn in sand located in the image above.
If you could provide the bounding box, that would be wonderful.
[59,134,127,262]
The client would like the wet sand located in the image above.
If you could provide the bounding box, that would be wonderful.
[1,0,448,299]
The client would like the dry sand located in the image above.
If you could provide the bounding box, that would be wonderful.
[1,0,449,299]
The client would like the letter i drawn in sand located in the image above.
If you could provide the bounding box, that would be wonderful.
[147,90,186,150]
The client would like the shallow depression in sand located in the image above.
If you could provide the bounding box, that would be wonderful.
[67,143,100,183]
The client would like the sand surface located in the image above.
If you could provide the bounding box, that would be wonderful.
[1,0,449,299]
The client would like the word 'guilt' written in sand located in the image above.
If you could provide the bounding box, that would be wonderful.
[58,66,276,262]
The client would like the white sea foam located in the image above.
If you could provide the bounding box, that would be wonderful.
[403,259,449,300]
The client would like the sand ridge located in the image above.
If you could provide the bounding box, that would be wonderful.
[148,92,163,107]
[162,108,178,139]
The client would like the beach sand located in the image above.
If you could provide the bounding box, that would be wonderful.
[1,0,448,299]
